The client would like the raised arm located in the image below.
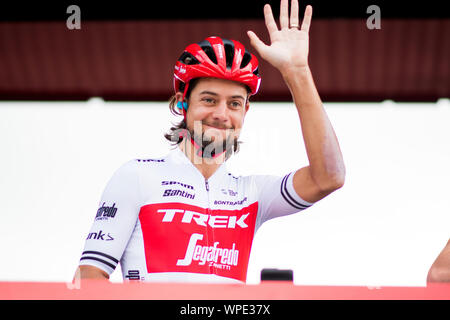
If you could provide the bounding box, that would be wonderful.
[248,0,345,203]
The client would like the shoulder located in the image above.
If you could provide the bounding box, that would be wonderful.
[225,172,281,193]
[238,173,281,185]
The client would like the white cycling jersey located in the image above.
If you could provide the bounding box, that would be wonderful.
[79,147,314,283]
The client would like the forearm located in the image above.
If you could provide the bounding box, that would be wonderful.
[282,66,345,189]
[76,265,109,280]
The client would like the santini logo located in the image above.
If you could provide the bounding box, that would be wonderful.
[163,189,195,199]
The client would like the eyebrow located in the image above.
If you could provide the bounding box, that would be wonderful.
[199,91,246,101]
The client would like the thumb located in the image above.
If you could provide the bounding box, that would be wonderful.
[247,31,267,55]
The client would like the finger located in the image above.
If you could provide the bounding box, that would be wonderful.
[247,30,268,55]
[300,5,313,33]
[263,4,278,37]
[280,0,289,29]
[290,0,299,28]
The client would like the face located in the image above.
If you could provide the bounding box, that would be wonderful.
[177,78,250,157]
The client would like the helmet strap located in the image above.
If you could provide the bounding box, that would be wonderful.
[181,82,190,121]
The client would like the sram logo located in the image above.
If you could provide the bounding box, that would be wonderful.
[157,208,249,229]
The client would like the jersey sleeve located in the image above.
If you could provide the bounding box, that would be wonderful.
[78,160,141,275]
[252,171,314,226]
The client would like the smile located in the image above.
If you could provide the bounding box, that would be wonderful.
[203,124,230,131]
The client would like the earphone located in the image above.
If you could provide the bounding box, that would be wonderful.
[176,101,188,111]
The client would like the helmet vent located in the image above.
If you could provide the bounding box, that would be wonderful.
[222,39,235,70]
[197,40,218,64]
[240,50,252,69]
[178,52,200,65]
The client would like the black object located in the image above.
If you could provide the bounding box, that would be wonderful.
[1,0,448,21]
[260,268,294,282]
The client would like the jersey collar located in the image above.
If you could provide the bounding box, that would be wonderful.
[169,146,228,184]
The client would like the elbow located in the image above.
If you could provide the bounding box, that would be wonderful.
[335,177,345,190]
[315,175,345,194]
[316,167,346,193]
[310,159,346,194]
[332,162,346,189]
[325,175,345,192]
[427,265,450,283]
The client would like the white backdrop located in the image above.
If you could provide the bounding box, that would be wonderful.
[0,98,449,286]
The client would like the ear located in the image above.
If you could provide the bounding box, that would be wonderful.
[244,101,250,114]
[175,92,184,102]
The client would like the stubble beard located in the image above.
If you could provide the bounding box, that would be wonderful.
[188,120,239,160]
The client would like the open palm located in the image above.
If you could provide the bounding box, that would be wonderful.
[248,0,312,75]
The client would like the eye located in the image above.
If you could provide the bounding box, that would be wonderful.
[229,101,243,109]
[202,97,215,105]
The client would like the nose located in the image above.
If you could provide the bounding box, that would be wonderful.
[211,101,229,123]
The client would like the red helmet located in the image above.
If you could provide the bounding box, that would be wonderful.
[173,36,261,100]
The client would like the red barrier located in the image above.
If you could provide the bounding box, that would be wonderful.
[0,281,449,300]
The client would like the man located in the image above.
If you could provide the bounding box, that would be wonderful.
[427,239,450,283]
[75,0,345,283]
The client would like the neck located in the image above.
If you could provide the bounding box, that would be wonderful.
[178,137,226,180]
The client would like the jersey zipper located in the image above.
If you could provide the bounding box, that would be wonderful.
[204,179,214,275]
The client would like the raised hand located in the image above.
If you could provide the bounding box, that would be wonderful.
[247,0,312,76]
